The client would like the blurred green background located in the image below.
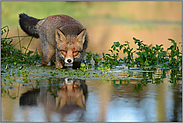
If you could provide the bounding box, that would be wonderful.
[2,1,181,28]
[1,1,182,54]
[2,1,94,28]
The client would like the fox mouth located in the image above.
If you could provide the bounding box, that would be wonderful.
[64,63,73,67]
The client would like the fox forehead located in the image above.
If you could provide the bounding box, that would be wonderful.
[61,44,82,51]
[65,35,77,43]
[58,36,82,50]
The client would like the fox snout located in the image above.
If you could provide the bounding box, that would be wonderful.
[66,59,72,63]
[65,58,73,64]
[63,49,74,64]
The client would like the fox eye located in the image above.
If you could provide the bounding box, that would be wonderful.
[61,50,67,53]
[73,51,80,56]
[61,50,67,55]
[73,51,79,53]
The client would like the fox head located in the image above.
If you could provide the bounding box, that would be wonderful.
[55,28,86,65]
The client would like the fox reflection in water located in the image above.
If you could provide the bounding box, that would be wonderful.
[56,78,88,111]
[19,78,88,115]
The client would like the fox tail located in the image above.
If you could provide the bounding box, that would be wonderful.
[19,13,41,38]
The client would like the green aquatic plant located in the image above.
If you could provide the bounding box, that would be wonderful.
[92,53,101,66]
[2,25,181,71]
[1,26,41,66]
[134,37,163,68]
[167,38,182,69]
[102,42,122,67]
[1,25,182,92]
[97,64,110,75]
[85,51,93,65]
[80,63,87,73]
[122,41,135,68]
[132,37,182,69]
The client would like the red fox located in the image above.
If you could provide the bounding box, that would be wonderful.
[19,13,89,69]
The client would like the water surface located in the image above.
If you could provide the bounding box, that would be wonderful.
[1,76,182,122]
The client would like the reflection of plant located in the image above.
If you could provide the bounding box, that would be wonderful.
[110,67,182,92]
[18,65,30,83]
[1,87,17,99]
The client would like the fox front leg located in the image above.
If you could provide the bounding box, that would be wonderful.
[56,50,64,69]
[73,61,81,69]
[41,44,55,66]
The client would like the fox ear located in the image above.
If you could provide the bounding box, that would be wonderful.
[76,29,86,45]
[55,28,66,45]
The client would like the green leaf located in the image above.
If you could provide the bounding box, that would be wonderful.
[106,54,111,56]
[114,42,120,47]
[108,49,113,53]
[113,46,116,51]
[119,45,123,50]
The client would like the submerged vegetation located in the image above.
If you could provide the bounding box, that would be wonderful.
[1,25,182,97]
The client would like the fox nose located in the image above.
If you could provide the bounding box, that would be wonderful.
[65,58,73,64]
[67,59,72,63]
